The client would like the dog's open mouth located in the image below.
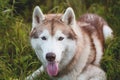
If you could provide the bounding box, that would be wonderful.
[47,62,58,76]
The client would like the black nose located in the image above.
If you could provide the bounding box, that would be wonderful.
[46,52,56,62]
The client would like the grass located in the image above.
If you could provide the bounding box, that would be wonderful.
[0,18,50,80]
[101,37,120,80]
[0,15,120,80]
[0,0,120,80]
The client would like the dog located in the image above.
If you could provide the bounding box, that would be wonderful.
[26,6,113,80]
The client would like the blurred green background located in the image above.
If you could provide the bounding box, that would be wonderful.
[0,0,120,80]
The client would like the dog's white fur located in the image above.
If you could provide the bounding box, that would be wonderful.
[103,25,113,40]
[26,6,113,80]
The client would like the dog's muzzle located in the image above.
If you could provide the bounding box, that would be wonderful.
[45,52,59,76]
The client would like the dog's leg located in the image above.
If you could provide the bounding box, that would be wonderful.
[26,65,44,80]
[78,65,106,80]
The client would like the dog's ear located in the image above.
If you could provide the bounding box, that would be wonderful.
[62,7,76,25]
[32,6,45,28]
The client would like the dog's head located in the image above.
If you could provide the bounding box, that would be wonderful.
[30,6,80,77]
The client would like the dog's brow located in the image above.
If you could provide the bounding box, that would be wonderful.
[30,28,39,38]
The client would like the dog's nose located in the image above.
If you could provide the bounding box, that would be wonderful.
[46,52,56,62]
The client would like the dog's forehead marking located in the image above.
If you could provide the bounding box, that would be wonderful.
[30,14,76,39]
[39,14,69,35]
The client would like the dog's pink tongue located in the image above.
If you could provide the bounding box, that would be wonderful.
[47,62,58,76]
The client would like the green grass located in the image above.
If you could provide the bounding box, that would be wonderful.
[101,37,120,80]
[0,16,120,80]
[0,18,49,80]
[0,0,120,80]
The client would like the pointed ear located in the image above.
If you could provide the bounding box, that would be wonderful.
[32,6,45,28]
[62,7,76,25]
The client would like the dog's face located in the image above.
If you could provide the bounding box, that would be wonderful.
[30,6,78,77]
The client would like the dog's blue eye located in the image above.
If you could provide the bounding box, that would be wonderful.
[41,36,47,40]
[58,37,64,41]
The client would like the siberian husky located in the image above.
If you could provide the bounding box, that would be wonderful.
[26,6,113,80]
